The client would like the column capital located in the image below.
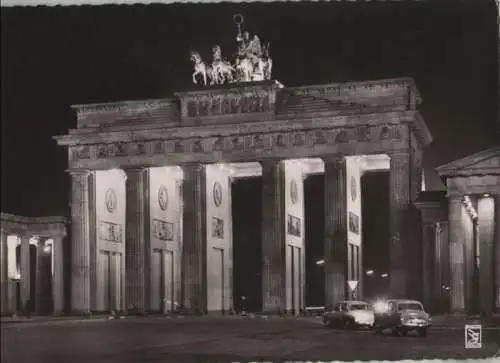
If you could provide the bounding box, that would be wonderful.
[259,158,284,167]
[387,150,411,158]
[67,169,91,177]
[321,155,345,165]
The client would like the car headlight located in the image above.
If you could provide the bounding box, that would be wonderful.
[373,300,389,314]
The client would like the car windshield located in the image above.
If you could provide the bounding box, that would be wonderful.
[349,304,369,310]
[398,303,423,311]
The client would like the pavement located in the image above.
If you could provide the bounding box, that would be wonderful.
[1,315,499,363]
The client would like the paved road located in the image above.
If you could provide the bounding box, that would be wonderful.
[1,317,499,363]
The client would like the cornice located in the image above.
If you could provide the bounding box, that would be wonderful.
[55,111,414,147]
[0,213,67,225]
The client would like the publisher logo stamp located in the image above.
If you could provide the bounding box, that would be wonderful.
[465,324,482,349]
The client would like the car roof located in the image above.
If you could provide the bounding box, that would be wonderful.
[339,300,369,305]
[387,299,422,304]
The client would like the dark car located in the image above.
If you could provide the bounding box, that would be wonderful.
[372,299,432,337]
[323,300,375,329]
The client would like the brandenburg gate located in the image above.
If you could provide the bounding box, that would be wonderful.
[54,16,432,315]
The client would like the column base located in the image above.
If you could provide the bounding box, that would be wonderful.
[70,309,92,317]
[126,308,148,316]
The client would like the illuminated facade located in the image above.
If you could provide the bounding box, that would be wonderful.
[54,78,432,315]
[0,213,67,316]
[415,146,500,315]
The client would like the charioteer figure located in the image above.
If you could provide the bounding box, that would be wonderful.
[189,13,273,86]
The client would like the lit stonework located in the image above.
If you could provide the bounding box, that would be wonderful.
[54,76,433,315]
[432,146,500,315]
[0,213,67,316]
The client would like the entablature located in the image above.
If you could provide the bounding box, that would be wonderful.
[445,175,500,197]
[61,114,414,170]
[0,213,68,238]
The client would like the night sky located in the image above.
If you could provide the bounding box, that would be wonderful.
[1,1,498,217]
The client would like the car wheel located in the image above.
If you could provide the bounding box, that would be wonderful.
[374,326,383,335]
[391,328,401,337]
[400,329,408,337]
[417,327,427,337]
[343,318,354,330]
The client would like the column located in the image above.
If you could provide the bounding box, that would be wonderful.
[0,231,8,315]
[477,195,495,315]
[448,195,465,313]
[323,157,347,306]
[19,235,31,312]
[35,238,45,315]
[421,223,435,310]
[260,160,286,313]
[70,170,91,315]
[181,164,207,314]
[434,222,450,312]
[52,236,64,315]
[388,152,411,297]
[125,168,147,314]
[261,160,285,313]
[495,195,500,311]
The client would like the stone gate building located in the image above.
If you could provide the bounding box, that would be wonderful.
[54,77,433,315]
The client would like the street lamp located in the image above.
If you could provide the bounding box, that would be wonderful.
[381,273,389,278]
[366,269,374,276]
[316,259,325,266]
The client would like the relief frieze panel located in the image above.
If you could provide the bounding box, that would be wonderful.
[184,91,271,118]
[69,124,407,165]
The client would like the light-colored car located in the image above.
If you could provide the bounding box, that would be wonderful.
[323,300,375,329]
[372,299,432,337]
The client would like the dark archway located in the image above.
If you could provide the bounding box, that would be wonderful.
[304,174,325,307]
[361,171,390,301]
[231,177,262,312]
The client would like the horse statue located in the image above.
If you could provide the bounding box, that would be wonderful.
[211,45,235,85]
[190,50,212,86]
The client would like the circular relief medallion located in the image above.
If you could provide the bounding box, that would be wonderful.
[290,179,299,204]
[105,188,117,213]
[350,176,357,201]
[158,185,169,211]
[213,181,223,207]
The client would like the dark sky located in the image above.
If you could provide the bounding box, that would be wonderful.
[1,1,498,217]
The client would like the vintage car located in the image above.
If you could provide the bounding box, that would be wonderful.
[323,300,375,329]
[372,299,432,337]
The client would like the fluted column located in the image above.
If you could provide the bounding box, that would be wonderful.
[125,168,147,314]
[261,160,285,313]
[323,157,348,306]
[70,170,91,315]
[182,164,207,314]
[35,238,48,315]
[388,152,411,297]
[0,231,8,315]
[434,222,450,312]
[495,195,500,311]
[20,235,31,311]
[52,236,64,315]
[448,195,465,313]
[477,195,495,315]
[421,223,435,310]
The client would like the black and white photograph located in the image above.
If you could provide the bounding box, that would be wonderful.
[1,0,500,362]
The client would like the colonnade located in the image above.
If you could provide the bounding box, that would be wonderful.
[69,151,421,315]
[0,213,67,316]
